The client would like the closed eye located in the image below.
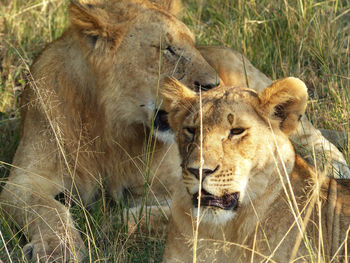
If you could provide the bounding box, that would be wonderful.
[228,128,245,139]
[165,46,176,56]
[183,127,195,141]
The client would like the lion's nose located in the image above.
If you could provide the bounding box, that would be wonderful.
[194,80,220,92]
[187,165,219,181]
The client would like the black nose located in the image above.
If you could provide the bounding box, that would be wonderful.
[187,165,219,181]
[194,80,220,92]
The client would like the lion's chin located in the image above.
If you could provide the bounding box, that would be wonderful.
[153,129,175,144]
[192,207,236,225]
[152,109,175,144]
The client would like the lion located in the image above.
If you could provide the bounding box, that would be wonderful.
[161,77,350,262]
[0,0,349,261]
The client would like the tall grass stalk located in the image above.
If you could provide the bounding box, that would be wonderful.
[192,87,204,263]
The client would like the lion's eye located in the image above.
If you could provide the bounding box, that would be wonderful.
[165,46,176,56]
[228,128,245,139]
[183,127,195,140]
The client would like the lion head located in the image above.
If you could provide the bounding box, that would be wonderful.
[161,77,308,223]
[67,0,220,143]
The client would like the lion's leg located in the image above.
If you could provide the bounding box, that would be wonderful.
[198,46,350,178]
[106,142,180,237]
[1,171,85,262]
[162,219,189,263]
[0,132,86,262]
[126,205,170,237]
[162,191,194,263]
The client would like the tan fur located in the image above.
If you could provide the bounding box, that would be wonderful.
[162,79,350,262]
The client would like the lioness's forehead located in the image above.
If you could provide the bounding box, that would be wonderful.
[202,87,258,111]
[209,87,258,101]
[186,87,259,125]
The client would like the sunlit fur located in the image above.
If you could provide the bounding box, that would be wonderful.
[162,78,350,262]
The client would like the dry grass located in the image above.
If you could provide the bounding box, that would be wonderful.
[0,0,349,262]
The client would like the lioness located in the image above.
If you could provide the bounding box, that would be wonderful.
[161,78,350,262]
[0,0,348,262]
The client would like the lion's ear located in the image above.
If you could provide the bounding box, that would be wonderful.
[150,0,183,17]
[258,77,308,135]
[69,1,106,37]
[69,1,126,49]
[161,78,196,113]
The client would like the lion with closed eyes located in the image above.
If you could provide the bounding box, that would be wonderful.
[161,78,350,263]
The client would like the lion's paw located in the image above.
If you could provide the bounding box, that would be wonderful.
[23,233,85,263]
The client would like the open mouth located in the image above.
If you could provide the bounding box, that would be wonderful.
[154,109,171,131]
[193,190,240,210]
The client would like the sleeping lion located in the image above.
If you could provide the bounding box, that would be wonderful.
[161,78,350,262]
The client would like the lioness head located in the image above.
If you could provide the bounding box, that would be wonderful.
[69,0,220,143]
[161,77,308,223]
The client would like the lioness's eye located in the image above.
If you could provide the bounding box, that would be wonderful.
[228,128,245,139]
[183,127,195,140]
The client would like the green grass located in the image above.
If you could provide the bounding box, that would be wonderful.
[0,0,349,261]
